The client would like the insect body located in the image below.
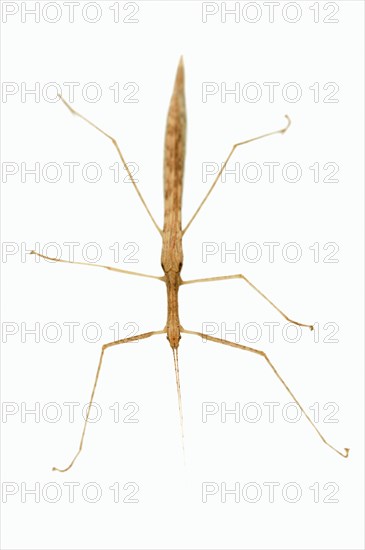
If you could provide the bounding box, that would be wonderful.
[162,58,185,351]
[31,57,349,471]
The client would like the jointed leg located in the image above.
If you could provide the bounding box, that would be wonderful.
[30,251,164,282]
[181,328,349,459]
[53,329,166,472]
[181,273,313,330]
[182,116,291,235]
[58,95,162,236]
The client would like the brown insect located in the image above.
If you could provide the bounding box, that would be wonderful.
[31,57,349,471]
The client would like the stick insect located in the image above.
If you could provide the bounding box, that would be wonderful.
[31,57,349,472]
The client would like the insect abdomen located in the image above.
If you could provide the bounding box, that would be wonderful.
[161,57,186,274]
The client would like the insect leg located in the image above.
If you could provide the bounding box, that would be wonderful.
[182,116,291,235]
[181,328,349,459]
[58,95,163,236]
[30,251,164,282]
[181,273,313,330]
[53,329,167,473]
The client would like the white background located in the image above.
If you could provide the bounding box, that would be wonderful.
[1,1,364,549]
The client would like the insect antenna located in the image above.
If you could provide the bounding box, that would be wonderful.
[172,347,185,463]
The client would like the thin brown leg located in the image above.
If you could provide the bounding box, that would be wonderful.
[58,95,162,236]
[181,273,313,330]
[53,329,166,473]
[30,251,164,282]
[182,116,291,235]
[181,328,349,459]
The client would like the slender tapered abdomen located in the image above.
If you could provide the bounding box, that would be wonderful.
[161,57,186,350]
[161,56,186,274]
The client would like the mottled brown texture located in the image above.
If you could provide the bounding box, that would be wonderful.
[30,58,348,471]
[161,57,186,350]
